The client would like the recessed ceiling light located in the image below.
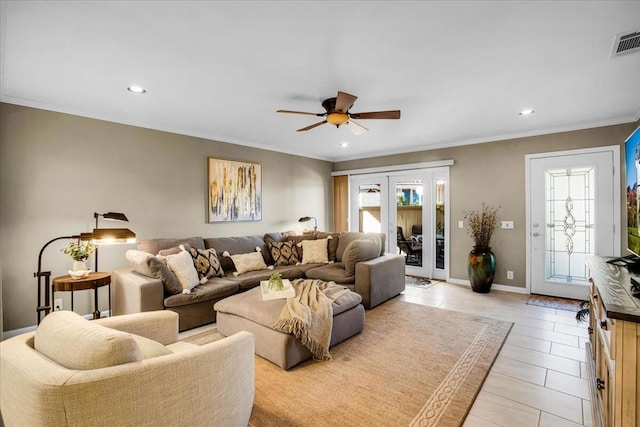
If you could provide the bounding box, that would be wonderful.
[518,108,535,116]
[127,85,146,94]
[339,142,349,148]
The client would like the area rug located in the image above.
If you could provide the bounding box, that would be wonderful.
[406,275,437,289]
[183,299,512,426]
[526,294,584,312]
[180,328,226,345]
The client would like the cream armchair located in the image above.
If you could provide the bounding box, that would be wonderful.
[0,310,255,427]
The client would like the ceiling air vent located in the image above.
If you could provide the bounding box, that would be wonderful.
[612,29,640,58]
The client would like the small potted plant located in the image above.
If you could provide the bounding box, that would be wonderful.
[62,241,95,274]
[464,203,499,293]
[268,271,284,291]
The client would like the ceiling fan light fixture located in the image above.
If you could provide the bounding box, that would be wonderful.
[327,112,349,127]
[518,108,535,116]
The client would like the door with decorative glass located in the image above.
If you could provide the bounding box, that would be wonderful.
[528,147,619,300]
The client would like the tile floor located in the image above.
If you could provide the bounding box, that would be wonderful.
[400,282,592,427]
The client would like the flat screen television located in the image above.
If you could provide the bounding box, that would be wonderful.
[625,125,640,258]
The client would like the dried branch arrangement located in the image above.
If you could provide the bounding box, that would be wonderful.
[464,203,499,248]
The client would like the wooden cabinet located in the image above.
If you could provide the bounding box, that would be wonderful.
[586,256,640,427]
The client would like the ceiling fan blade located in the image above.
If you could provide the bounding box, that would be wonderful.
[297,120,327,132]
[335,91,358,113]
[349,110,401,120]
[347,120,368,135]
[277,109,324,117]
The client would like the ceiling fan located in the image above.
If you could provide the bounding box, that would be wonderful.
[277,91,401,135]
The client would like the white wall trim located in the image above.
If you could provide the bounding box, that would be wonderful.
[446,278,529,294]
[331,159,454,177]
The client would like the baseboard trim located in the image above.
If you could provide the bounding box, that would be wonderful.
[447,278,529,294]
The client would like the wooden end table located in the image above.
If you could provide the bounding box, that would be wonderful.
[52,272,111,319]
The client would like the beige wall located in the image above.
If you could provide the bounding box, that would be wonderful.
[335,123,638,288]
[0,103,333,331]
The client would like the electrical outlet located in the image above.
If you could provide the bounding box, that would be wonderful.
[54,298,63,311]
[501,221,514,229]
[507,271,514,280]
[458,220,464,228]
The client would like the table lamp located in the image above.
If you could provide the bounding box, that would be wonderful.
[298,216,317,231]
[93,212,136,272]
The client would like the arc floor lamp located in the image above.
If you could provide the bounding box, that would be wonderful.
[34,212,135,324]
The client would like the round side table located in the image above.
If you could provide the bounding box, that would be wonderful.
[52,272,111,319]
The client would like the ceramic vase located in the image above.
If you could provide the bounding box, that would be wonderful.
[72,260,88,272]
[467,246,496,293]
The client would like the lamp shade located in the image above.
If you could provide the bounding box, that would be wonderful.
[91,228,136,245]
[298,216,312,222]
[102,212,129,221]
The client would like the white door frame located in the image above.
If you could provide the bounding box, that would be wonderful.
[525,145,621,295]
[348,167,450,280]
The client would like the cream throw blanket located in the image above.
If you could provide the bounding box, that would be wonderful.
[272,279,349,361]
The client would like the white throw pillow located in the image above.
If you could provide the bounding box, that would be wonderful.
[228,251,268,275]
[300,238,329,264]
[165,250,200,294]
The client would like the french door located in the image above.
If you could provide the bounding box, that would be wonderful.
[527,147,620,299]
[349,168,448,279]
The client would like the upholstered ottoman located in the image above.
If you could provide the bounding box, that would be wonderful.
[214,285,365,370]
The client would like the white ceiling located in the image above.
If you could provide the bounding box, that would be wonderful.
[1,1,639,162]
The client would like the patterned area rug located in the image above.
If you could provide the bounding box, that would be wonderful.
[526,294,584,312]
[182,299,512,426]
[406,275,438,289]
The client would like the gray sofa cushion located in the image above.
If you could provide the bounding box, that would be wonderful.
[336,232,385,261]
[342,239,381,276]
[223,266,303,290]
[163,278,239,308]
[205,235,268,271]
[138,237,205,255]
[305,263,355,284]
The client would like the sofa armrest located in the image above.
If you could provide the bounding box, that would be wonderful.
[355,254,406,309]
[112,268,165,317]
[94,311,179,345]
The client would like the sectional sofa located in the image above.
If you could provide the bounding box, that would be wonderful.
[113,231,406,331]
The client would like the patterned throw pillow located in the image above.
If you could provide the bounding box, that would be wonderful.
[270,241,300,266]
[187,247,224,283]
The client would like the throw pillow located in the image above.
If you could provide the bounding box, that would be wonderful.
[158,243,192,257]
[316,231,340,261]
[165,250,200,294]
[125,249,182,295]
[34,311,142,370]
[299,238,330,264]
[270,241,300,266]
[222,248,270,275]
[342,239,381,275]
[187,247,224,284]
[287,234,317,259]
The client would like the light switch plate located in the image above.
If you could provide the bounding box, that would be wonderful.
[501,221,514,229]
[458,220,464,228]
